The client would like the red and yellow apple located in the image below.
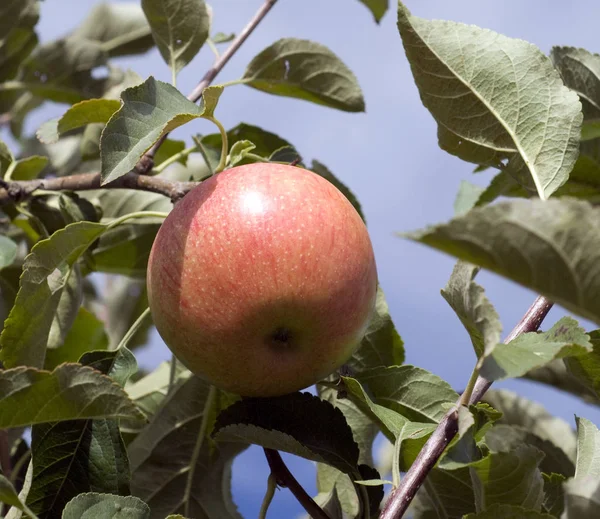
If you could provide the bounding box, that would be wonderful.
[147,163,377,396]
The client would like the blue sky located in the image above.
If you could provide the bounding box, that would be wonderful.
[7,0,600,517]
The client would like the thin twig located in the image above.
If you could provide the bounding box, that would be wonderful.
[142,0,280,167]
[379,295,554,519]
[263,448,331,519]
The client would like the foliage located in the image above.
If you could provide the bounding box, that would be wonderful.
[0,1,599,518]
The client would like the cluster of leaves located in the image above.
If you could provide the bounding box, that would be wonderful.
[1,0,600,519]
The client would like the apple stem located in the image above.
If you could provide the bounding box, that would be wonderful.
[263,448,331,519]
[378,295,553,519]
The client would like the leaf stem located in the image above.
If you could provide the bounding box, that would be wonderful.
[263,448,331,519]
[205,116,228,173]
[458,364,480,407]
[258,473,278,519]
[153,145,198,174]
[206,38,220,59]
[105,211,169,231]
[214,78,251,89]
[192,135,215,176]
[183,385,217,517]
[115,307,151,350]
[168,354,178,394]
[378,295,554,519]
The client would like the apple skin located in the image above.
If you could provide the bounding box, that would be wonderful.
[147,163,378,396]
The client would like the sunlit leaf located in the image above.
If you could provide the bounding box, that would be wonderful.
[0,236,17,270]
[62,493,150,519]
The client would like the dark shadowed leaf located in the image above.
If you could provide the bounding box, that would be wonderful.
[418,465,475,517]
[563,476,600,518]
[0,363,144,428]
[482,390,577,461]
[481,317,592,381]
[0,221,106,369]
[153,138,187,167]
[142,0,210,76]
[100,78,222,183]
[543,473,565,517]
[214,392,359,475]
[62,493,150,519]
[0,0,38,42]
[129,376,243,519]
[397,2,582,199]
[71,2,154,58]
[404,199,600,326]
[464,504,555,518]
[441,261,501,359]
[0,475,35,517]
[242,38,365,112]
[27,349,136,517]
[37,99,121,144]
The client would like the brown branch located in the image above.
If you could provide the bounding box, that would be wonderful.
[379,295,554,519]
[263,448,331,519]
[142,0,280,168]
[0,171,198,205]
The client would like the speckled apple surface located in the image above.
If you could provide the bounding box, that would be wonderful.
[147,163,377,396]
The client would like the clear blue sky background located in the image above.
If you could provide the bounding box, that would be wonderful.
[6,1,600,517]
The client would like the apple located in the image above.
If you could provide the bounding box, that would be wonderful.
[147,163,378,396]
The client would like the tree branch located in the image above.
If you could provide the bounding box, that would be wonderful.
[263,448,331,519]
[379,295,554,519]
[0,171,198,205]
[141,0,280,168]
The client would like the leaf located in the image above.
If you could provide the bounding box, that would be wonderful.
[62,493,150,519]
[153,138,187,167]
[44,307,109,370]
[4,462,33,519]
[0,221,106,369]
[470,446,545,510]
[357,464,384,516]
[0,23,38,83]
[464,504,555,518]
[47,265,83,350]
[0,363,144,428]
[0,0,38,41]
[100,77,222,183]
[129,376,244,519]
[37,99,121,144]
[575,417,600,479]
[418,465,476,517]
[357,0,388,23]
[213,392,360,475]
[355,365,459,423]
[482,390,577,461]
[242,38,365,112]
[404,198,600,326]
[454,181,486,216]
[563,476,600,518]
[543,473,566,517]
[212,32,234,44]
[564,330,600,401]
[484,425,575,477]
[0,236,17,270]
[441,261,502,359]
[7,156,48,180]
[310,160,365,222]
[0,140,14,174]
[346,286,404,372]
[481,317,592,381]
[0,475,34,516]
[396,2,582,199]
[71,2,154,58]
[142,0,210,76]
[228,140,255,167]
[27,349,136,517]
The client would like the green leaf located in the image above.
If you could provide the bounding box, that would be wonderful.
[242,38,365,112]
[347,286,404,372]
[355,365,459,423]
[37,99,121,144]
[27,348,136,517]
[575,417,600,478]
[470,446,545,510]
[543,473,566,517]
[100,77,222,183]
[213,392,360,475]
[464,504,555,518]
[482,390,577,461]
[0,236,17,270]
[228,140,255,167]
[582,120,600,141]
[0,475,35,517]
[153,138,187,167]
[441,261,502,359]
[357,0,388,23]
[71,2,154,58]
[454,181,486,216]
[142,0,210,76]
[4,462,33,519]
[0,140,14,174]
[563,476,600,518]
[0,221,107,368]
[44,307,108,370]
[310,160,365,222]
[0,0,38,41]
[5,155,48,180]
[129,376,244,518]
[481,317,592,381]
[417,465,475,517]
[404,198,600,326]
[62,493,150,519]
[212,32,234,44]
[396,3,582,200]
[0,23,38,83]
[564,330,600,401]
[80,188,172,219]
[0,363,144,428]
